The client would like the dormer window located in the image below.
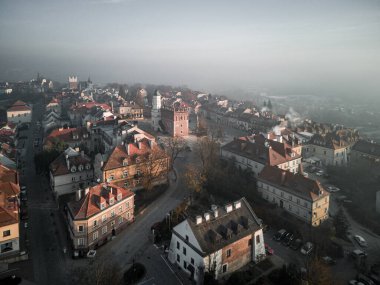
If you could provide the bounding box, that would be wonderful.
[123,171,128,178]
[109,197,114,205]
[122,159,128,166]
[78,165,84,171]
[83,133,88,138]
[71,166,77,173]
[117,193,122,201]
[100,202,106,210]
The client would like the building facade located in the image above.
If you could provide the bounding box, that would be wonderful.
[66,183,134,253]
[68,76,78,90]
[168,198,265,283]
[7,100,32,124]
[94,138,169,190]
[221,134,302,177]
[49,148,94,197]
[257,165,330,226]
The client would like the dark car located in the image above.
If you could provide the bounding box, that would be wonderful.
[290,238,303,250]
[273,229,287,241]
[322,256,337,265]
[282,233,294,246]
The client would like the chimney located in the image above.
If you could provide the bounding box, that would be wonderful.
[204,212,210,222]
[75,189,82,201]
[234,201,241,209]
[84,187,90,195]
[66,155,70,170]
[277,135,283,143]
[75,147,80,152]
[138,141,142,149]
[225,204,233,213]
[298,163,304,175]
[211,205,219,218]
[126,144,130,155]
[196,215,202,225]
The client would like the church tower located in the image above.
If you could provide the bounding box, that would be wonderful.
[151,90,161,131]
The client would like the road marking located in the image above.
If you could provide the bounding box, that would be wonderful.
[160,254,183,285]
[137,277,155,285]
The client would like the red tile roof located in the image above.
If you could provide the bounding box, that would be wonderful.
[0,182,20,226]
[103,138,167,171]
[45,127,90,146]
[258,165,328,202]
[67,183,134,220]
[7,100,31,112]
[50,149,92,176]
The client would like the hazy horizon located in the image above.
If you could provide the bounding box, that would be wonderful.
[1,0,379,97]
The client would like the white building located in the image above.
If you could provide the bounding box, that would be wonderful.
[168,198,265,283]
[49,148,94,197]
[221,134,302,177]
[257,165,330,226]
[7,100,32,124]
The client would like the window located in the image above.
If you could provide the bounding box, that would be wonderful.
[111,210,115,217]
[222,264,228,273]
[297,199,300,205]
[289,195,292,201]
[226,249,232,258]
[102,214,107,223]
[78,238,85,246]
[288,204,292,211]
[118,206,123,213]
[191,258,194,265]
[111,221,115,227]
[183,261,187,269]
[248,238,252,246]
[109,197,114,205]
[125,202,130,209]
[100,202,106,210]
[304,202,308,207]
[102,226,107,235]
[123,170,128,177]
[119,216,123,224]
[177,241,180,250]
[256,235,260,244]
[93,231,98,241]
[126,212,131,219]
[93,220,98,228]
[183,247,186,255]
[324,208,328,213]
[78,225,84,232]
[3,230,10,237]
[136,169,141,175]
[177,254,180,262]
[185,235,189,242]
[109,175,114,181]
[124,181,129,187]
[280,192,284,197]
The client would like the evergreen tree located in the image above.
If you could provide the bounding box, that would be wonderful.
[267,99,272,109]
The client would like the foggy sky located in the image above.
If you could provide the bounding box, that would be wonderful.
[1,0,379,97]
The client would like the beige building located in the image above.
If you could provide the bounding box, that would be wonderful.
[7,100,32,124]
[94,138,170,190]
[66,183,134,253]
[257,165,329,226]
[0,181,20,259]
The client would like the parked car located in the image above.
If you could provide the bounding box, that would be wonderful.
[290,238,303,250]
[327,185,341,193]
[348,280,365,285]
[282,233,294,247]
[322,256,337,265]
[87,250,97,258]
[316,170,324,176]
[300,242,314,255]
[265,243,274,255]
[273,229,287,241]
[350,249,367,259]
[357,273,376,285]
[354,235,368,247]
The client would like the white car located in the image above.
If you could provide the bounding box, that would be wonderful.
[87,250,97,258]
[327,186,341,193]
[316,170,324,176]
[354,235,367,247]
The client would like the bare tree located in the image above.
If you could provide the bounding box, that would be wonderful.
[140,146,170,191]
[194,135,220,175]
[184,164,206,194]
[163,136,188,170]
[71,259,123,285]
[303,257,335,285]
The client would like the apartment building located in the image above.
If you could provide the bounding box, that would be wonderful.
[0,181,20,259]
[44,127,91,151]
[257,165,329,226]
[94,138,169,190]
[168,198,265,283]
[49,147,94,197]
[7,100,32,124]
[221,134,302,177]
[66,183,134,253]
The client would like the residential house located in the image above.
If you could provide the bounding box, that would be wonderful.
[66,183,134,253]
[221,134,302,177]
[168,198,265,283]
[49,148,94,197]
[46,98,61,115]
[115,101,144,120]
[0,181,20,259]
[257,165,329,226]
[94,138,169,190]
[44,127,91,151]
[350,140,380,171]
[7,100,32,124]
